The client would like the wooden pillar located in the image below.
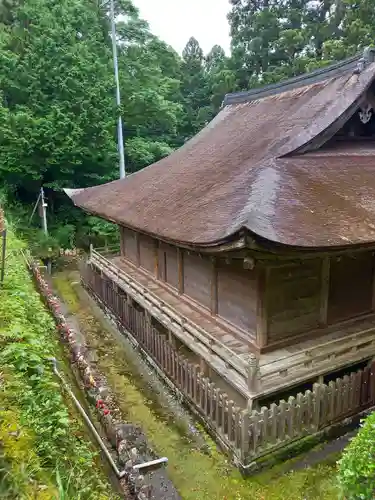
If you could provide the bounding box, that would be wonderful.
[135,233,140,267]
[319,256,330,326]
[210,257,218,315]
[177,248,184,294]
[200,357,209,376]
[119,227,123,256]
[256,265,268,349]
[372,251,375,312]
[154,240,159,278]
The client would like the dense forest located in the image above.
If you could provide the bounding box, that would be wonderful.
[1,0,375,248]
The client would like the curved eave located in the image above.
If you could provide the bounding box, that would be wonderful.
[63,188,85,198]
[68,196,375,255]
[71,203,248,254]
[248,232,375,257]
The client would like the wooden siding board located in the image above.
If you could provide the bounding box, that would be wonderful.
[217,260,256,336]
[267,259,322,342]
[183,252,211,309]
[121,228,138,264]
[177,248,184,294]
[166,244,178,289]
[139,234,155,274]
[319,256,330,326]
[210,257,218,315]
[328,252,374,324]
[256,266,269,348]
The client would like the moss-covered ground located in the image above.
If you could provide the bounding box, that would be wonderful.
[54,270,340,500]
[0,233,119,499]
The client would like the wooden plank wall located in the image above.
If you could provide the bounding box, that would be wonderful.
[120,227,138,265]
[81,261,375,467]
[266,259,322,343]
[183,252,212,310]
[139,234,155,274]
[328,252,374,324]
[159,243,179,289]
[119,227,259,340]
[217,259,257,337]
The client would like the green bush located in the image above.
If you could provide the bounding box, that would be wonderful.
[338,412,375,499]
[0,230,118,499]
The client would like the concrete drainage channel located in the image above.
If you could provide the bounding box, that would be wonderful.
[25,254,181,500]
[48,357,168,482]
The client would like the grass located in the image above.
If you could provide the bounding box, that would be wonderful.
[0,231,119,499]
[54,270,341,500]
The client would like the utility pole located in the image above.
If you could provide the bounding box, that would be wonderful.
[40,187,52,274]
[40,187,48,236]
[110,0,126,179]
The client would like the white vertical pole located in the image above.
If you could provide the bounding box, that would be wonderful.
[40,187,48,236]
[40,187,52,274]
[110,0,126,179]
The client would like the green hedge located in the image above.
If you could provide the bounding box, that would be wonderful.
[338,412,375,499]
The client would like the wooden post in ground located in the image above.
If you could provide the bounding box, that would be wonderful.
[247,353,261,394]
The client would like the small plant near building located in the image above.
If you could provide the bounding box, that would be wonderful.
[338,411,375,500]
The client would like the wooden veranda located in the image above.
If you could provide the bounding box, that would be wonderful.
[79,248,375,467]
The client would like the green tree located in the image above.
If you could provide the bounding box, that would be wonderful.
[206,44,236,113]
[228,0,348,88]
[102,0,184,172]
[0,0,117,197]
[179,37,211,141]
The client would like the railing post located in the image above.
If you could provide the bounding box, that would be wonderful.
[89,243,93,260]
[247,353,261,394]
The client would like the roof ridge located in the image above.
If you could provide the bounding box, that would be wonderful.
[223,48,375,106]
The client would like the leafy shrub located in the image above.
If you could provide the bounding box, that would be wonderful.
[0,399,58,500]
[0,230,117,499]
[338,412,375,499]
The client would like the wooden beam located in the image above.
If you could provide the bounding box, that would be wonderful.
[210,257,218,315]
[177,247,184,294]
[256,265,269,349]
[319,256,330,326]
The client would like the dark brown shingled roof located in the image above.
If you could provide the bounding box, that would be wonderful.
[69,53,375,249]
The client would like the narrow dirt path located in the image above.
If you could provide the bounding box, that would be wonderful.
[54,270,341,500]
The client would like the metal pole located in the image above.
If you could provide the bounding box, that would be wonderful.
[40,187,48,236]
[40,188,52,274]
[29,191,42,225]
[47,357,127,479]
[110,0,126,179]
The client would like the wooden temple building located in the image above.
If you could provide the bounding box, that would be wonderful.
[66,49,375,463]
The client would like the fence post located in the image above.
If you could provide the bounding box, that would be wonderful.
[247,353,261,393]
[240,410,250,463]
[313,383,322,429]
